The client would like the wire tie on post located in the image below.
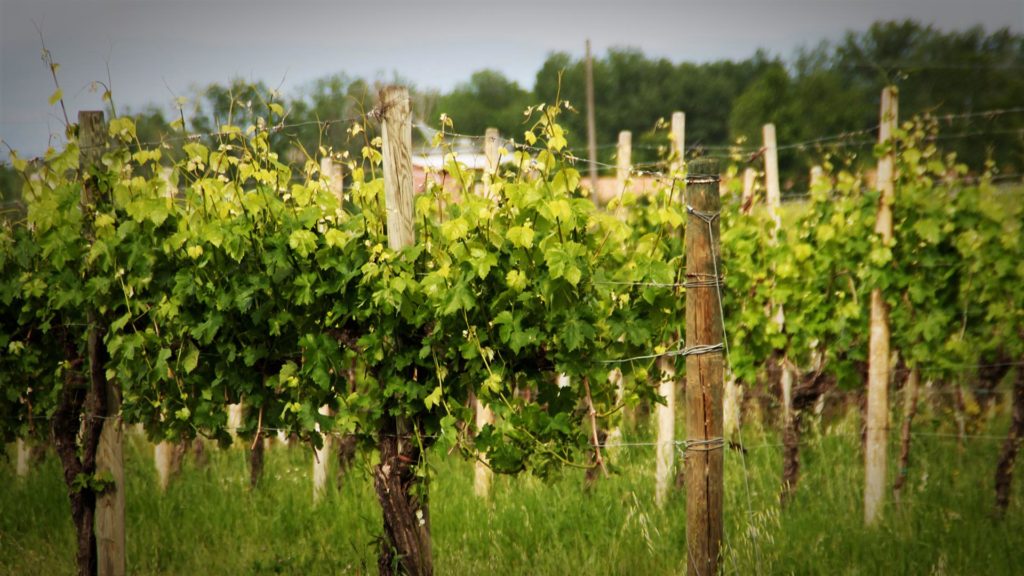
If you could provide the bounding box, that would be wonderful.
[685,204,720,224]
[685,437,725,452]
[670,343,725,357]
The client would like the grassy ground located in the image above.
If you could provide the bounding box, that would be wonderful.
[2,409,1022,575]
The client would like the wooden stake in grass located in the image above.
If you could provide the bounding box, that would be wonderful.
[684,158,724,576]
[865,85,898,526]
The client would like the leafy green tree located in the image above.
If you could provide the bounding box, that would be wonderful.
[433,70,532,138]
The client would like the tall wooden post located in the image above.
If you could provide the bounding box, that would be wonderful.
[81,110,126,576]
[684,158,724,576]
[762,123,781,229]
[585,39,599,205]
[474,127,499,497]
[655,112,685,506]
[376,86,432,576]
[865,85,898,526]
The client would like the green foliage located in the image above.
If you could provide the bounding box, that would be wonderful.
[433,70,532,139]
[0,98,692,481]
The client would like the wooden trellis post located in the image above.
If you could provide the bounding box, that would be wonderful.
[684,157,724,576]
[376,85,432,576]
[655,112,685,507]
[474,127,500,498]
[865,85,898,526]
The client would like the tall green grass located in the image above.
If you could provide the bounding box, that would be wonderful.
[2,410,1022,575]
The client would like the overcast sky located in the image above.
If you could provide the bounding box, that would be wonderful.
[2,0,1022,156]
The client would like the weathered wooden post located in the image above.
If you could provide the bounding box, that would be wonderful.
[474,127,499,498]
[671,112,686,171]
[865,85,898,525]
[81,110,126,576]
[684,157,724,576]
[762,123,781,229]
[376,85,432,576]
[312,155,342,504]
[616,130,632,193]
[655,112,685,507]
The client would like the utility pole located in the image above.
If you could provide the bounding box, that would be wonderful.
[585,39,599,206]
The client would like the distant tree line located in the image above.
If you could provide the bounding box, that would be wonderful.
[3,19,1022,206]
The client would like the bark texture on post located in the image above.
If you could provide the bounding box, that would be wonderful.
[684,158,723,576]
[377,85,433,576]
[381,86,415,252]
[995,365,1024,516]
[865,86,898,526]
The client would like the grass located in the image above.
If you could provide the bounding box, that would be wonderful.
[1,408,1022,575]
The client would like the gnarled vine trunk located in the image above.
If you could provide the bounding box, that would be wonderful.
[374,420,432,576]
[780,361,831,507]
[249,433,266,489]
[52,332,107,576]
[994,365,1024,516]
[893,368,920,501]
